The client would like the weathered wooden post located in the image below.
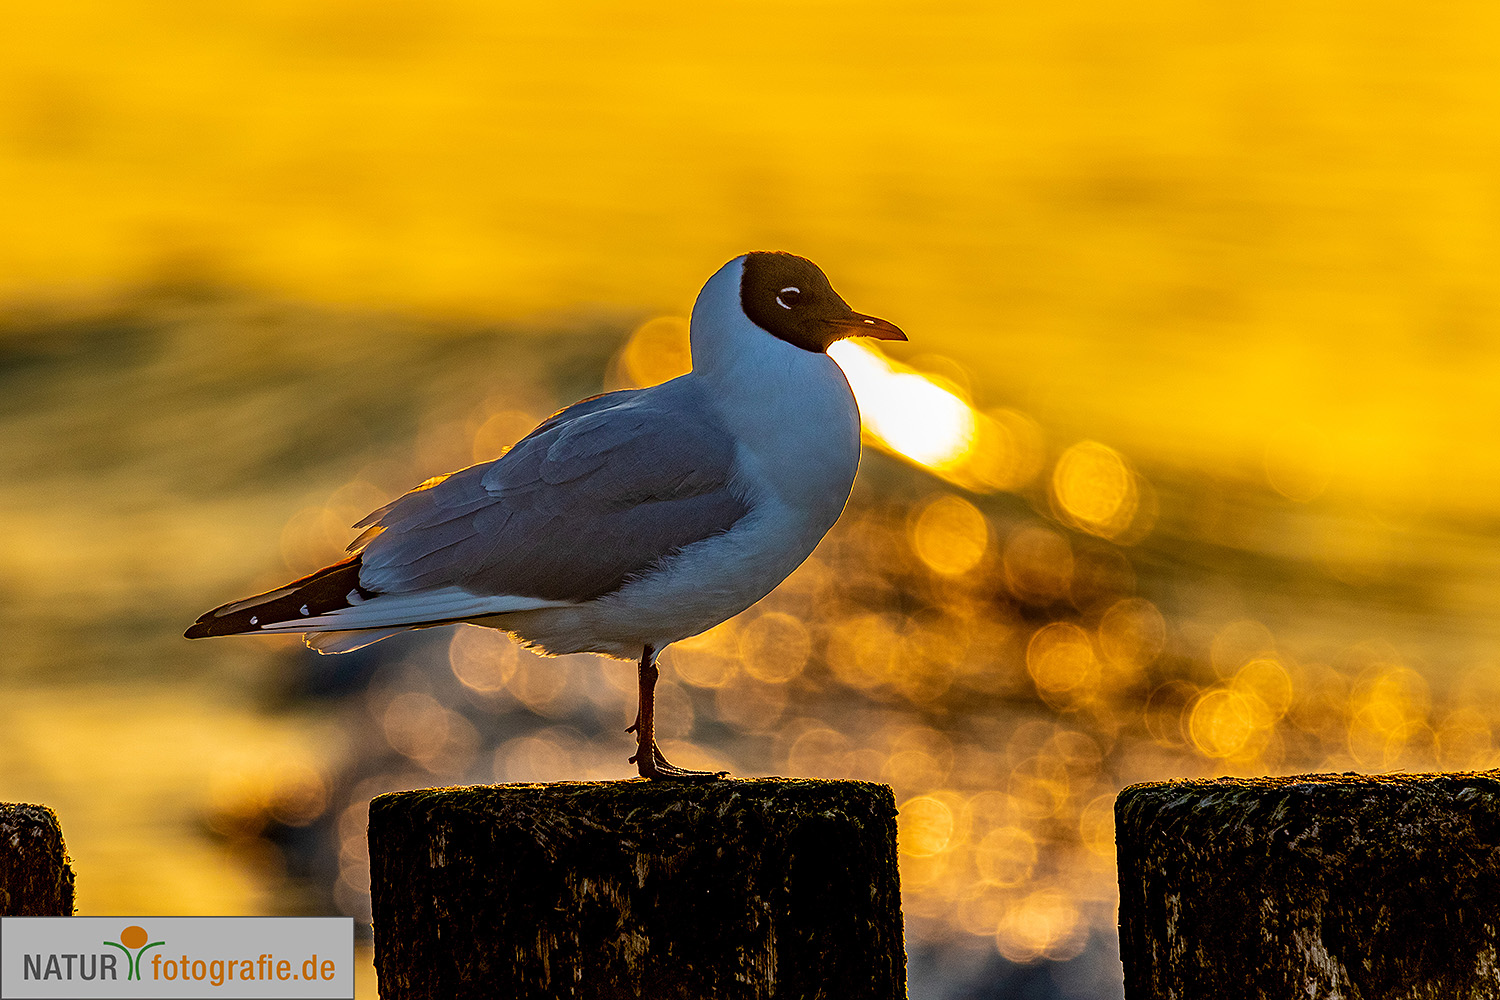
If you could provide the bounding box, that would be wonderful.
[0,803,75,916]
[1116,772,1500,998]
[368,778,905,999]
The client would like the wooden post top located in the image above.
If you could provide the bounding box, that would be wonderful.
[0,802,75,917]
[371,775,897,811]
[1116,770,1500,999]
[368,778,906,1000]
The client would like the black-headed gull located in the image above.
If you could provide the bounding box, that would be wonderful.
[187,252,905,778]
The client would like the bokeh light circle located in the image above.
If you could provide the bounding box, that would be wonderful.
[1051,440,1139,538]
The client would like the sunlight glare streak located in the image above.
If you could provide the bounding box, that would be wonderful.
[829,341,976,470]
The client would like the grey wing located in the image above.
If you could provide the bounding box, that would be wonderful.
[352,378,750,601]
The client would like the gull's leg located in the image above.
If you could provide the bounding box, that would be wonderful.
[624,644,649,749]
[629,643,725,781]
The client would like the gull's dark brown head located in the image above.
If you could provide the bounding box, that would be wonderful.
[739,251,906,354]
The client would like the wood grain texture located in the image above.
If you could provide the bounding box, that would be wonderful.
[0,803,75,916]
[1116,772,1500,999]
[369,779,905,1000]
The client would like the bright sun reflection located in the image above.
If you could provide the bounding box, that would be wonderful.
[828,341,976,470]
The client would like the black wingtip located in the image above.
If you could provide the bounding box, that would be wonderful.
[184,557,371,641]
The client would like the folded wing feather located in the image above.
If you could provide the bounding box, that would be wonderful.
[353,375,751,603]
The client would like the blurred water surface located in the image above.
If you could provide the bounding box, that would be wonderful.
[4,4,1500,997]
[5,289,1499,998]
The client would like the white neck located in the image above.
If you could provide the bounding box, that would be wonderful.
[687,255,862,516]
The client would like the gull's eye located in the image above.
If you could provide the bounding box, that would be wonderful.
[776,286,801,310]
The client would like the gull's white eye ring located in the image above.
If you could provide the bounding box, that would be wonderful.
[776,286,801,310]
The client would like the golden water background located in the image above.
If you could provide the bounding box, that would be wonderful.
[4,3,1500,994]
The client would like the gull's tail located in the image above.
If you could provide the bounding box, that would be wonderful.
[185,554,567,655]
[184,556,379,648]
